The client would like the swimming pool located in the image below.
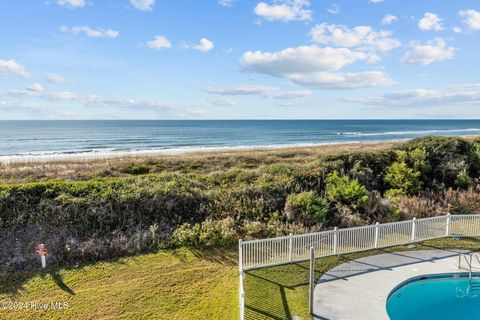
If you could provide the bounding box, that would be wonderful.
[386,273,480,320]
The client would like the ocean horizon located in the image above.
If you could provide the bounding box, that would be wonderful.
[2,119,480,158]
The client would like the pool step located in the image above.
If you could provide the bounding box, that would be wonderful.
[469,281,480,293]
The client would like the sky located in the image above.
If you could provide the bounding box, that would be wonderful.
[0,0,480,120]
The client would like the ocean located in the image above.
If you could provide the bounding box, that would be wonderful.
[1,120,480,158]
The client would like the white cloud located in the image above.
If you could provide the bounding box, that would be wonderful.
[453,27,463,34]
[8,89,76,101]
[254,0,312,22]
[27,83,44,92]
[5,90,197,116]
[310,23,401,53]
[60,26,119,39]
[369,0,384,3]
[46,73,68,84]
[240,45,393,89]
[418,12,444,31]
[382,14,398,25]
[130,0,155,11]
[57,0,85,9]
[218,0,234,6]
[400,38,456,65]
[241,45,377,76]
[328,4,340,15]
[0,59,31,78]
[204,85,312,99]
[459,10,480,30]
[146,36,172,50]
[185,38,214,52]
[347,84,480,107]
[208,98,237,106]
[0,100,60,115]
[286,71,394,89]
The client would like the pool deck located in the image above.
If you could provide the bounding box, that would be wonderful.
[313,249,478,320]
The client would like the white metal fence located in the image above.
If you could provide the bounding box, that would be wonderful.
[238,214,480,319]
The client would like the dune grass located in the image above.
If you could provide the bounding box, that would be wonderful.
[0,141,398,184]
[2,237,480,320]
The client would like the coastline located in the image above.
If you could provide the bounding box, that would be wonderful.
[0,139,407,165]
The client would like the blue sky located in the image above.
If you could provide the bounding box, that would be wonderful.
[0,0,480,119]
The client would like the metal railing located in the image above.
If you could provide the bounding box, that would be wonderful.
[458,252,480,279]
[239,213,480,319]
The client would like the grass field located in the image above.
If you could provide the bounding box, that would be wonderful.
[2,237,480,320]
[0,248,238,320]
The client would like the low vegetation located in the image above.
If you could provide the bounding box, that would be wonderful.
[1,237,479,320]
[2,137,480,271]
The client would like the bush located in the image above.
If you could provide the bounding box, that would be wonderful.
[325,171,369,207]
[4,136,480,271]
[120,164,151,175]
[403,137,479,187]
[455,169,472,190]
[284,192,330,225]
[385,151,423,196]
[444,187,480,214]
[173,218,237,247]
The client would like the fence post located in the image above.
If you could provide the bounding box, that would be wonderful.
[288,233,293,262]
[239,240,244,320]
[411,217,416,242]
[309,246,315,315]
[374,222,379,249]
[333,227,338,255]
[239,239,243,272]
[446,213,451,237]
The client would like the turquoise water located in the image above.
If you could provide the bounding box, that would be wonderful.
[387,275,480,320]
[2,120,480,156]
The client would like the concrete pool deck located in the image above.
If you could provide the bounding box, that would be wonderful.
[312,249,479,320]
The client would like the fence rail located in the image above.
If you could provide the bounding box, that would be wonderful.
[239,214,480,271]
[238,213,480,319]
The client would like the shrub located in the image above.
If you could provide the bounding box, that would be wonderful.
[172,218,237,247]
[398,194,446,220]
[335,204,367,228]
[284,192,330,225]
[455,169,472,190]
[172,223,202,246]
[444,187,480,214]
[402,137,478,187]
[384,152,423,196]
[325,171,369,207]
[364,190,397,223]
[4,136,480,271]
[120,164,151,175]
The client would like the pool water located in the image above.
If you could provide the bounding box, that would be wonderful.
[387,274,480,320]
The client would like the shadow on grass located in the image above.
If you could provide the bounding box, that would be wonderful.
[190,246,238,267]
[0,257,127,298]
[242,237,480,320]
[0,246,237,299]
[49,270,75,295]
[244,261,329,320]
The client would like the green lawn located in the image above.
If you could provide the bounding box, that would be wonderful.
[0,248,238,320]
[2,238,480,320]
